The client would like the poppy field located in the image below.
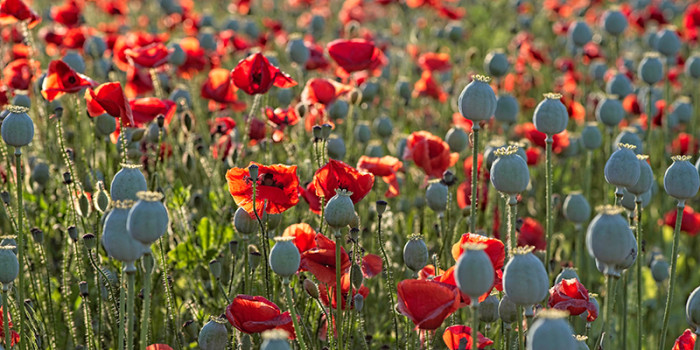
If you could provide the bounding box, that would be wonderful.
[3,0,700,349]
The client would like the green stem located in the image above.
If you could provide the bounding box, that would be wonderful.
[544,137,553,277]
[600,274,617,348]
[251,181,271,299]
[377,215,399,350]
[38,245,58,349]
[118,269,126,350]
[583,151,592,201]
[283,278,308,350]
[126,267,136,350]
[645,85,653,154]
[140,256,153,350]
[659,203,684,349]
[470,127,480,233]
[507,195,517,258]
[14,149,24,350]
[2,285,10,349]
[82,290,95,349]
[471,304,479,350]
[621,272,628,349]
[517,306,524,350]
[334,229,343,350]
[635,199,643,350]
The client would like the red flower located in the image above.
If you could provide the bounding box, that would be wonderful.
[225,162,300,217]
[125,42,173,69]
[443,325,494,350]
[451,233,505,270]
[312,159,374,203]
[327,39,386,77]
[225,295,296,338]
[125,67,154,98]
[146,345,173,350]
[301,78,353,106]
[417,52,451,72]
[357,155,402,198]
[663,206,700,236]
[41,60,96,102]
[299,233,351,285]
[129,98,176,126]
[299,182,322,214]
[669,132,699,156]
[3,58,33,91]
[456,180,490,212]
[413,71,448,102]
[685,4,700,43]
[361,254,383,278]
[548,278,598,321]
[201,68,246,112]
[177,37,207,78]
[518,217,546,251]
[305,41,329,71]
[231,52,297,95]
[319,272,370,310]
[434,266,501,306]
[673,329,697,350]
[51,0,81,28]
[0,305,19,347]
[418,264,445,280]
[396,279,460,330]
[85,82,135,127]
[514,122,570,154]
[403,131,459,179]
[282,223,317,253]
[0,0,40,28]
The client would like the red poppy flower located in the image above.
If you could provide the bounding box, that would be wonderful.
[451,233,505,269]
[225,294,296,339]
[51,0,81,28]
[396,279,460,330]
[299,182,322,214]
[0,86,7,108]
[282,223,317,253]
[443,325,494,350]
[212,134,236,161]
[434,265,499,306]
[518,217,546,251]
[663,206,700,236]
[3,58,33,91]
[125,42,173,69]
[514,122,570,154]
[299,233,351,285]
[265,106,300,140]
[327,39,386,77]
[0,305,19,347]
[225,162,300,217]
[305,41,329,71]
[146,345,173,350]
[413,71,448,102]
[85,82,135,127]
[248,118,267,145]
[357,155,402,198]
[548,278,598,321]
[41,60,96,102]
[525,147,542,166]
[312,159,374,203]
[129,98,176,126]
[673,329,697,350]
[418,52,451,72]
[177,37,207,78]
[455,180,490,212]
[418,264,445,280]
[670,132,699,156]
[210,117,237,136]
[111,31,169,72]
[301,78,353,106]
[361,254,383,278]
[0,0,40,28]
[125,67,154,98]
[231,52,297,95]
[403,131,459,179]
[319,272,370,310]
[201,68,246,112]
[685,4,700,43]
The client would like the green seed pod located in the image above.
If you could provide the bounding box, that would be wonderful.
[563,192,591,225]
[620,187,651,211]
[655,28,681,57]
[234,207,258,235]
[127,191,169,245]
[589,61,607,83]
[94,181,111,213]
[374,116,393,138]
[350,264,363,290]
[498,294,518,324]
[1,105,34,148]
[533,93,568,136]
[269,236,300,278]
[425,180,448,213]
[664,155,700,202]
[603,9,628,36]
[490,145,530,195]
[261,329,291,350]
[613,128,643,154]
[12,94,30,108]
[606,72,632,97]
[183,320,199,340]
[209,259,222,279]
[479,294,500,323]
[445,126,469,153]
[286,36,309,66]
[30,161,50,186]
[494,94,519,125]
[169,87,192,112]
[0,246,19,284]
[638,52,664,85]
[276,88,293,107]
[84,35,107,59]
[625,155,653,197]
[686,54,700,79]
[248,245,261,271]
[586,206,637,277]
[650,258,669,282]
[671,97,692,124]
[568,20,592,47]
[355,122,371,143]
[395,79,412,102]
[555,267,580,285]
[605,144,641,189]
[503,246,548,306]
[455,243,495,302]
[403,235,429,273]
[168,43,186,66]
[685,285,700,332]
[324,189,356,229]
[581,122,602,150]
[361,80,379,103]
[62,51,86,73]
[595,95,624,127]
[198,316,229,350]
[262,212,282,231]
[526,309,577,350]
[458,75,497,127]
[484,50,509,78]
[110,163,148,201]
[78,192,91,217]
[354,294,364,313]
[101,200,149,265]
[327,136,346,160]
[328,100,349,120]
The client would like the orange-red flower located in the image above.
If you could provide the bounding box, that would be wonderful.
[299,233,351,285]
[0,305,19,347]
[433,265,500,306]
[357,155,402,198]
[417,52,451,72]
[514,122,570,154]
[548,278,598,322]
[2,58,33,91]
[443,325,494,350]
[327,38,386,77]
[225,294,296,338]
[669,132,699,156]
[177,37,207,78]
[413,70,448,102]
[0,0,40,28]
[517,217,546,251]
[403,131,459,179]
[146,345,173,350]
[319,272,369,310]
[201,68,246,112]
[85,82,135,127]
[451,233,505,269]
[225,162,300,217]
[282,223,317,253]
[265,106,300,142]
[672,329,697,350]
[125,42,173,69]
[299,181,322,214]
[50,0,81,28]
[664,206,700,236]
[301,78,353,106]
[41,60,96,102]
[231,52,297,95]
[312,159,374,203]
[129,98,176,126]
[396,279,460,330]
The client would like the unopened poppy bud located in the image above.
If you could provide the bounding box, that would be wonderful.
[312,125,323,141]
[183,320,199,340]
[455,243,495,302]
[63,171,73,185]
[326,136,346,160]
[354,294,365,313]
[31,227,43,244]
[30,161,49,186]
[503,246,549,306]
[248,164,259,181]
[403,236,429,272]
[198,316,229,350]
[665,155,700,202]
[94,183,111,213]
[458,75,497,127]
[498,294,518,324]
[295,102,307,119]
[229,240,239,256]
[425,180,448,213]
[78,192,90,217]
[79,281,89,297]
[234,207,258,235]
[526,309,577,350]
[1,105,34,148]
[325,189,356,229]
[376,200,387,216]
[651,258,669,282]
[445,127,469,153]
[269,237,300,278]
[321,124,332,140]
[209,259,222,280]
[395,79,411,102]
[484,49,509,77]
[442,170,456,187]
[348,88,362,105]
[248,245,261,271]
[0,191,9,205]
[83,233,96,250]
[304,278,320,299]
[68,226,78,242]
[350,264,363,290]
[479,294,500,323]
[111,164,148,202]
[0,246,19,285]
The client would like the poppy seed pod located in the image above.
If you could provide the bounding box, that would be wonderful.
[563,192,591,225]
[638,52,664,85]
[12,94,30,108]
[603,9,628,36]
[84,35,107,59]
[234,207,258,235]
[374,116,393,138]
[328,100,349,120]
[655,28,681,57]
[479,294,500,323]
[606,73,633,97]
[63,51,86,74]
[671,98,692,124]
[31,161,49,186]
[94,182,111,213]
[286,37,309,66]
[484,50,509,77]
[494,94,519,126]
[685,286,700,332]
[0,247,19,285]
[589,61,607,82]
[613,128,643,154]
[361,81,379,103]
[568,20,592,47]
[455,243,495,302]
[127,191,169,245]
[110,163,148,201]
[526,309,577,350]
[327,136,346,160]
[324,189,356,229]
[664,155,700,202]
[533,93,568,136]
[585,206,637,277]
[101,200,149,265]
[555,267,580,285]
[498,294,518,324]
[581,122,602,150]
[198,316,229,350]
[503,246,549,306]
[686,54,700,79]
[354,293,365,312]
[261,329,291,350]
[627,155,653,195]
[445,127,469,153]
[595,95,624,127]
[1,105,34,148]
[605,143,641,190]
[490,145,530,195]
[458,75,497,128]
[403,235,429,272]
[650,258,669,282]
[269,236,301,278]
[425,180,448,213]
[355,122,371,143]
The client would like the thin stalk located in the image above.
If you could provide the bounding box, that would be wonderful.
[544,137,553,276]
[599,274,617,349]
[517,306,524,350]
[470,127,480,233]
[251,181,271,299]
[645,85,653,152]
[37,244,57,349]
[118,269,126,350]
[584,151,592,201]
[2,285,10,349]
[471,304,479,350]
[621,272,628,349]
[82,289,95,349]
[659,203,684,349]
[140,254,154,350]
[283,277,308,350]
[158,236,182,349]
[575,224,584,279]
[14,149,25,350]
[333,229,343,350]
[507,195,517,258]
[377,215,399,350]
[126,267,136,350]
[635,199,643,350]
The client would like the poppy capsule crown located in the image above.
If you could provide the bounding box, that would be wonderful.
[502,246,549,306]
[454,243,495,303]
[627,155,654,195]
[665,155,700,203]
[604,143,641,191]
[458,75,497,128]
[533,93,568,136]
[269,236,300,278]
[198,316,229,350]
[127,191,169,245]
[490,145,530,196]
[0,245,19,284]
[110,163,148,202]
[638,52,664,85]
[526,309,577,350]
[1,105,34,148]
[324,189,356,230]
[685,286,700,333]
[595,95,624,128]
[585,205,637,277]
[563,192,591,225]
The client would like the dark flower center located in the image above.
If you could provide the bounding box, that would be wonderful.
[67,75,77,85]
